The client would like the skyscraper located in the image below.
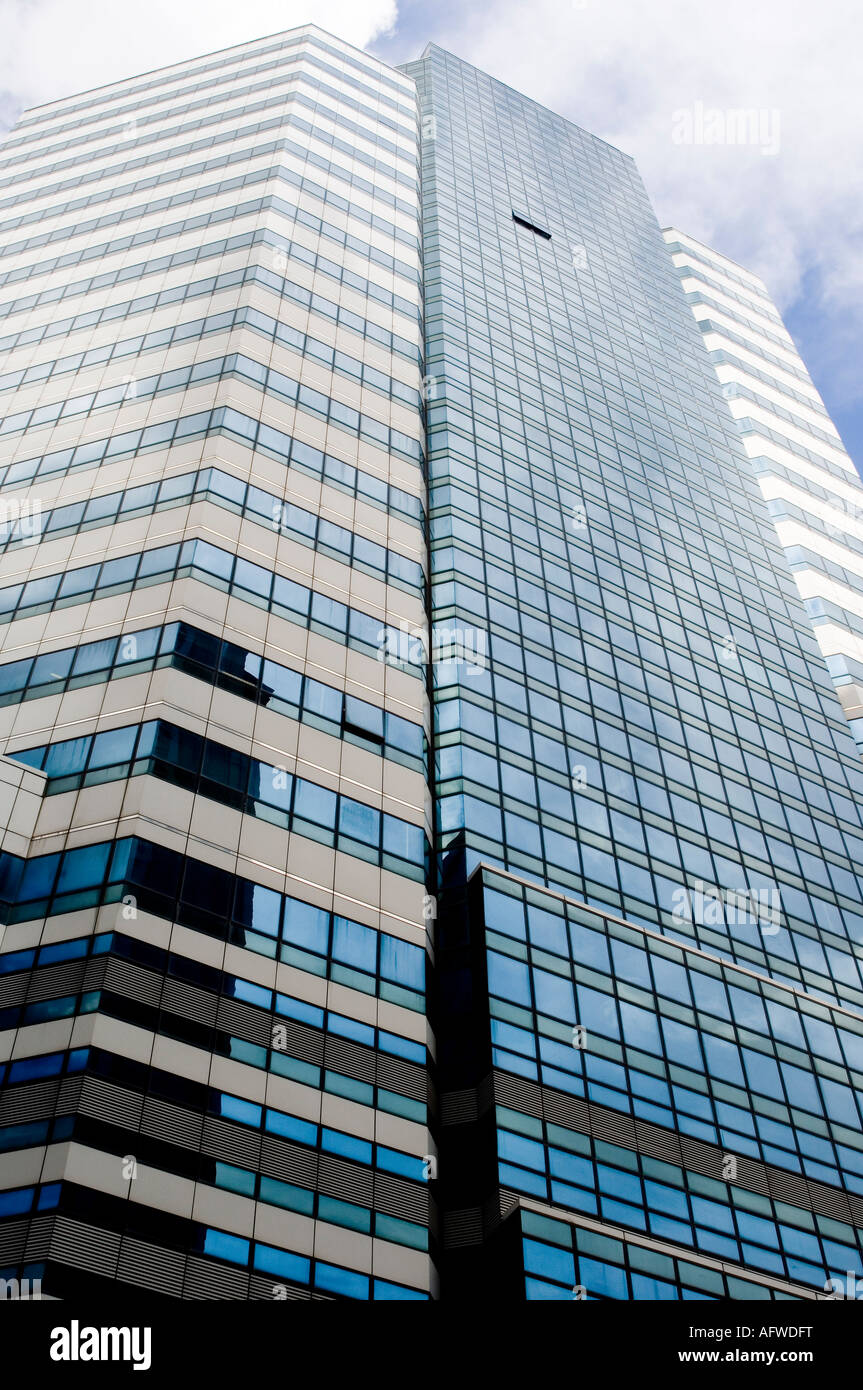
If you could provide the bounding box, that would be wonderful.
[0,26,435,1302]
[1,27,862,1306]
[664,227,863,754]
[407,42,863,1303]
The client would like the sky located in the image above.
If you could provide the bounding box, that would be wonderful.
[0,0,860,473]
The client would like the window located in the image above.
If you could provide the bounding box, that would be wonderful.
[512,211,551,240]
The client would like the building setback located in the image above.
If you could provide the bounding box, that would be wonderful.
[664,227,863,754]
[0,26,862,1303]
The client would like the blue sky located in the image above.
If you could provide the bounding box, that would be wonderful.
[0,0,860,473]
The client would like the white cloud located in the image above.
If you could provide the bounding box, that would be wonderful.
[0,0,396,111]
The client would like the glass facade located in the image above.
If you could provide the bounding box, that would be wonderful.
[402,43,863,1300]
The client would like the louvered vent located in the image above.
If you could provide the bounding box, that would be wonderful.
[633,1120,683,1165]
[57,1074,85,1113]
[215,996,273,1047]
[442,1207,483,1248]
[440,1088,478,1125]
[542,1091,591,1131]
[161,978,218,1029]
[803,1177,854,1222]
[0,1077,61,1126]
[376,1053,425,1101]
[0,976,27,1008]
[104,957,163,1009]
[323,1035,376,1086]
[0,1218,28,1263]
[78,1075,144,1131]
[318,1152,373,1206]
[184,1255,248,1300]
[259,1134,317,1188]
[201,1114,262,1170]
[117,1236,185,1297]
[49,1217,120,1277]
[23,1213,55,1262]
[24,960,88,1003]
[492,1071,542,1117]
[140,1095,204,1151]
[373,1172,431,1227]
[270,1017,323,1065]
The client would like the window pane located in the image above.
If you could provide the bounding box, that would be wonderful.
[332,916,376,973]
